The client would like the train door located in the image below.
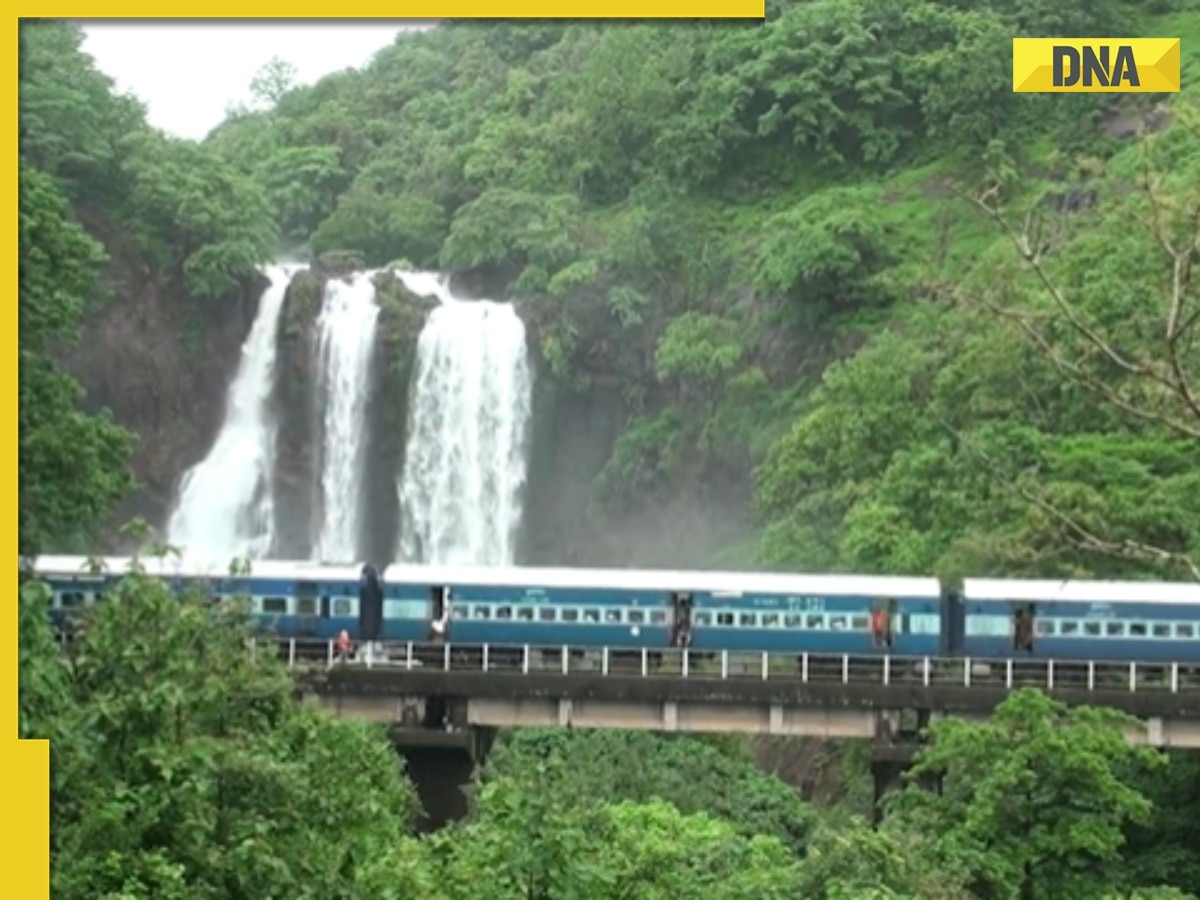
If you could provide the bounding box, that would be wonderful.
[1012,602,1036,653]
[941,584,963,656]
[359,564,384,642]
[295,580,320,637]
[669,592,694,648]
[429,585,452,642]
[871,598,897,649]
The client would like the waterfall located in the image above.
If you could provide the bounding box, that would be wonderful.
[312,272,380,562]
[395,272,533,566]
[166,263,298,564]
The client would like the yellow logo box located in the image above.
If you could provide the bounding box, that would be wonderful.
[1013,38,1180,93]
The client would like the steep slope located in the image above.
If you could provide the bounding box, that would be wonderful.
[19,20,278,546]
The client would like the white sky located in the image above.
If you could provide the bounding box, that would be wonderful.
[77,21,436,140]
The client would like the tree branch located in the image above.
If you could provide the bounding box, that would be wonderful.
[959,141,1200,442]
[933,413,1200,583]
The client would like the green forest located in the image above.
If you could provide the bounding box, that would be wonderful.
[16,5,1200,897]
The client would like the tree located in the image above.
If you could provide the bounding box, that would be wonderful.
[249,56,298,110]
[21,569,420,898]
[18,162,133,555]
[432,767,804,898]
[886,689,1165,900]
[483,728,817,853]
[960,107,1200,579]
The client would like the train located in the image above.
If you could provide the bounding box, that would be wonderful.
[23,554,1200,665]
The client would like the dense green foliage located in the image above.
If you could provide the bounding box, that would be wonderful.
[18,161,133,554]
[18,20,281,554]
[207,3,1199,578]
[20,22,276,301]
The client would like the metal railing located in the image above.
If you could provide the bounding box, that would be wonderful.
[252,637,1200,694]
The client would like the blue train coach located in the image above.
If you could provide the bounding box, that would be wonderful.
[373,564,947,657]
[26,554,365,641]
[959,577,1200,663]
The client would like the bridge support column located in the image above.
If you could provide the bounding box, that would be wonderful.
[870,709,939,825]
[389,699,496,832]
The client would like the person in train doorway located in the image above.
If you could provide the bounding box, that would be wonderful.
[335,628,353,663]
[1013,607,1035,653]
[870,607,888,649]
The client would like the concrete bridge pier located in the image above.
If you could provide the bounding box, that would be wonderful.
[388,695,496,831]
[870,709,939,824]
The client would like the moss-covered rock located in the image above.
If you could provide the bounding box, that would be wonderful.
[357,272,439,563]
[269,267,324,557]
[314,250,365,279]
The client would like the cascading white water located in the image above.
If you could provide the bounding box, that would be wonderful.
[395,271,534,566]
[312,272,380,562]
[166,263,298,564]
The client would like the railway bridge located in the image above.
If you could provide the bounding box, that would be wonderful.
[260,637,1200,827]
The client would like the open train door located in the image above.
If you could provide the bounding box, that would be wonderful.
[669,591,694,648]
[428,585,452,642]
[1012,601,1036,653]
[359,564,384,642]
[870,598,897,649]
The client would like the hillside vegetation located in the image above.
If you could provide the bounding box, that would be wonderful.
[207,4,1200,578]
[19,20,279,544]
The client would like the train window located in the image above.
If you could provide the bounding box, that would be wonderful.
[694,612,712,626]
[909,614,940,634]
[806,614,825,630]
[1129,622,1148,637]
[716,612,734,627]
[1060,621,1079,636]
[1036,620,1055,636]
[516,607,534,622]
[605,609,622,624]
[297,598,318,616]
[453,603,470,618]
[829,616,847,630]
[1152,623,1171,638]
[474,605,491,619]
[262,597,289,615]
[1105,622,1125,637]
[496,606,513,620]
[61,592,86,609]
[1083,621,1102,637]
[649,610,668,625]
[1177,624,1195,639]
[538,607,556,622]
[850,615,868,631]
[784,614,802,628]
[763,613,781,628]
[332,599,352,617]
[739,613,757,628]
[561,609,579,623]
[583,609,600,623]
[628,609,645,624]
[94,591,107,604]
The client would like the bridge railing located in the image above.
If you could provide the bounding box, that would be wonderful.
[248,637,1200,694]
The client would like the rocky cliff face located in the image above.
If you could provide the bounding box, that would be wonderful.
[268,256,433,561]
[65,230,267,543]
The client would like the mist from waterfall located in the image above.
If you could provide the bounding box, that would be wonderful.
[166,263,298,565]
[395,271,533,566]
[312,271,380,562]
